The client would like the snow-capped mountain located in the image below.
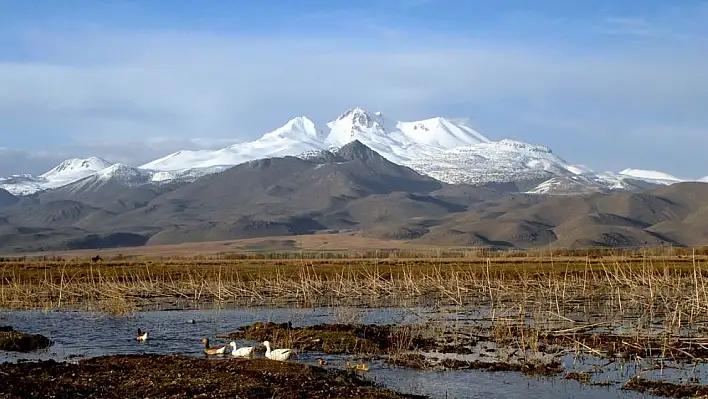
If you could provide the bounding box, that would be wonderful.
[404,139,569,185]
[140,108,487,170]
[57,164,154,194]
[141,116,327,171]
[0,107,703,196]
[0,157,114,195]
[617,169,685,185]
[41,157,113,181]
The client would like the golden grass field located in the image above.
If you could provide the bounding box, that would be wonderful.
[2,240,708,328]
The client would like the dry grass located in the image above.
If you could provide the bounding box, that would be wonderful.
[2,248,708,329]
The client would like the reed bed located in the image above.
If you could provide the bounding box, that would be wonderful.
[2,252,708,334]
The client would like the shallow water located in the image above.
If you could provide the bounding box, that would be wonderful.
[0,308,660,398]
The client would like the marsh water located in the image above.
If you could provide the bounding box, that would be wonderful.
[0,307,662,398]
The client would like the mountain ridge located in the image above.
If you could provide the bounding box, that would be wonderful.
[0,107,704,196]
[1,141,708,253]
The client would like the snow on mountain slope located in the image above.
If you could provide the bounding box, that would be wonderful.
[0,157,114,195]
[142,108,492,172]
[403,139,572,185]
[618,169,684,184]
[525,171,668,195]
[324,108,412,163]
[526,176,609,195]
[150,165,232,183]
[0,107,703,196]
[324,108,490,164]
[141,116,328,171]
[60,163,155,193]
[566,164,594,175]
[397,117,490,147]
[41,157,113,181]
[0,174,47,196]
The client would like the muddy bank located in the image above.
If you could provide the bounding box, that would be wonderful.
[0,326,52,352]
[622,377,708,398]
[223,321,436,355]
[482,324,708,362]
[0,354,426,399]
[388,353,563,376]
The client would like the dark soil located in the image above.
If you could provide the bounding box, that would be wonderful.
[388,354,563,376]
[0,327,53,352]
[223,322,436,355]
[0,354,427,399]
[622,377,708,398]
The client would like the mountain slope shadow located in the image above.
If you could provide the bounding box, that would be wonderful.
[133,140,446,245]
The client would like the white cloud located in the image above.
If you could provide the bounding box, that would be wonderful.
[0,18,707,176]
[0,148,66,176]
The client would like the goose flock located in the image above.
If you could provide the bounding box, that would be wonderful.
[133,328,368,370]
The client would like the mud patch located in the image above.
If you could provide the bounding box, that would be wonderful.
[0,354,427,399]
[622,377,708,398]
[0,327,53,352]
[223,322,436,355]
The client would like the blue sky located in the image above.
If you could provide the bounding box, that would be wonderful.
[0,0,707,178]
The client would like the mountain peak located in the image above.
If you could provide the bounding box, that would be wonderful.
[333,107,385,129]
[333,140,382,163]
[394,117,489,148]
[263,116,326,141]
[40,157,113,181]
[336,107,377,119]
[326,107,390,147]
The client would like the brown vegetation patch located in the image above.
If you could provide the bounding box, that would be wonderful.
[488,324,708,361]
[528,330,708,361]
[0,354,426,399]
[622,377,708,398]
[0,327,53,352]
[224,322,436,355]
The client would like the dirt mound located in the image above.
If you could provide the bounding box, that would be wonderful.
[0,327,53,352]
[0,354,426,399]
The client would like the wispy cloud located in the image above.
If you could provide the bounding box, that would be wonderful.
[0,8,707,176]
[0,148,66,176]
[595,3,708,41]
[599,17,655,37]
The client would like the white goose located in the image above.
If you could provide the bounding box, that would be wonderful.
[229,341,256,358]
[262,340,293,361]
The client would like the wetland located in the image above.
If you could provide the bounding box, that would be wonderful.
[3,248,708,398]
